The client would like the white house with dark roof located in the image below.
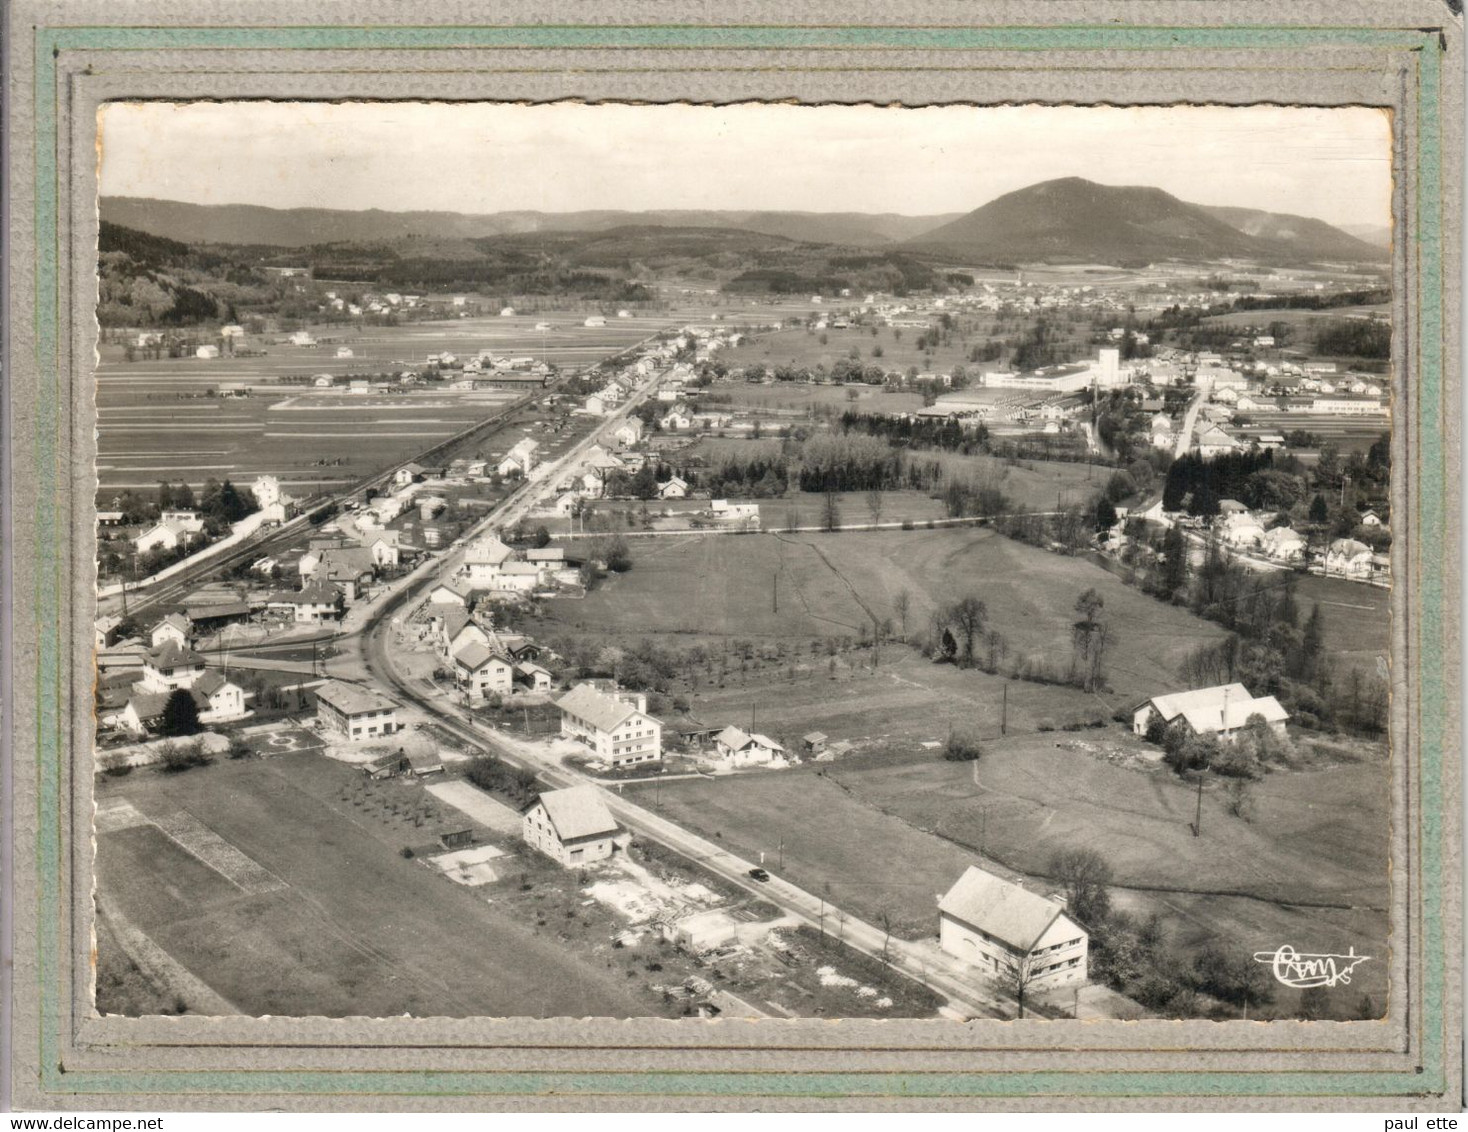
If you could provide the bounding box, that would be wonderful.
[522,785,620,868]
[268,579,345,623]
[138,642,207,693]
[314,680,400,742]
[453,641,515,700]
[938,866,1088,989]
[555,683,662,767]
[120,671,247,736]
[1133,682,1288,743]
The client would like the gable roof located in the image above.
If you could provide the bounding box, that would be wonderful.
[1146,683,1289,731]
[453,641,511,671]
[714,725,752,750]
[314,679,397,716]
[533,785,618,842]
[555,683,641,733]
[146,641,205,669]
[464,535,514,565]
[155,612,192,634]
[290,579,343,605]
[938,866,1069,953]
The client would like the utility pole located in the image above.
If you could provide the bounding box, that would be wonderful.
[1001,682,1008,737]
[1192,766,1205,837]
[772,572,778,613]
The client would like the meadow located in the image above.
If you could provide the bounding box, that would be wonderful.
[632,730,1390,1018]
[93,752,657,1018]
[545,526,1234,705]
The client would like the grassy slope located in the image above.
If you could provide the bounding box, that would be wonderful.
[548,527,1229,705]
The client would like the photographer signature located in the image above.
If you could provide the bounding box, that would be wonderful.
[1252,945,1371,989]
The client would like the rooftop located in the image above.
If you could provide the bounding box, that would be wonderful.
[314,680,397,717]
[533,785,619,842]
[938,866,1070,953]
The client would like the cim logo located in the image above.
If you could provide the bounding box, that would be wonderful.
[1252,944,1371,989]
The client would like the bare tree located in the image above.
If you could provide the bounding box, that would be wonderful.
[893,589,912,641]
[866,488,884,527]
[1004,952,1042,1019]
[822,491,842,532]
[947,595,988,668]
[1049,847,1113,927]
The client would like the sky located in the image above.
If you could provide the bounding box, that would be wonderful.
[98,102,1393,230]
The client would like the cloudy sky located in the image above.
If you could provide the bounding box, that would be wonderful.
[98,102,1393,229]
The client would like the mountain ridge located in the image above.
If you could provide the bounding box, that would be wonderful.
[99,197,961,251]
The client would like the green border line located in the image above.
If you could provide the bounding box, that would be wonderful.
[29,21,1450,1101]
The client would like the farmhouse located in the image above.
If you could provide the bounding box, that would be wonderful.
[453,641,515,700]
[710,726,787,768]
[1132,683,1289,743]
[522,785,620,868]
[658,475,689,500]
[555,683,662,768]
[461,534,516,584]
[937,866,1088,989]
[314,680,400,742]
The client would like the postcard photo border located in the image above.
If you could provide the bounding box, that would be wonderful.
[9,13,1461,1109]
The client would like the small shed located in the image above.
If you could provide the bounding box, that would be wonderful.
[802,731,828,754]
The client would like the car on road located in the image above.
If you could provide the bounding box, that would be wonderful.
[747,867,770,882]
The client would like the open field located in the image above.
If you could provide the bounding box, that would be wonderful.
[718,325,1020,379]
[94,313,664,495]
[702,382,926,417]
[545,527,1231,705]
[93,752,659,1017]
[631,730,1389,1018]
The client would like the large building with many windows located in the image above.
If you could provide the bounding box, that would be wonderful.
[313,680,400,742]
[555,683,662,768]
[938,866,1089,990]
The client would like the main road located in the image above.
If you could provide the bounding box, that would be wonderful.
[326,365,1012,1018]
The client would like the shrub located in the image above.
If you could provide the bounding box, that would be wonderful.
[102,764,133,778]
[159,739,210,774]
[943,733,984,762]
[400,847,415,859]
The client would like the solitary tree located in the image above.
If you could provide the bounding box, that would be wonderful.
[1160,525,1189,598]
[892,590,912,641]
[1070,588,1110,692]
[946,596,988,668]
[822,491,842,532]
[866,488,884,527]
[1049,847,1113,927]
[158,688,202,738]
[1005,953,1042,1019]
